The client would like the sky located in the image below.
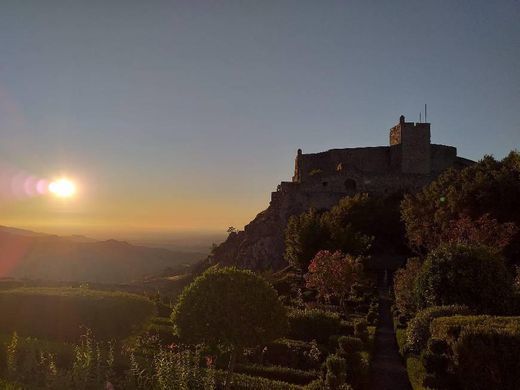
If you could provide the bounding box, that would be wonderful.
[0,0,519,238]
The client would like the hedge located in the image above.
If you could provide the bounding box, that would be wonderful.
[235,364,318,385]
[287,309,342,344]
[430,315,520,343]
[406,305,471,353]
[262,338,323,370]
[453,326,520,390]
[0,288,155,341]
[429,316,520,390]
[214,370,304,389]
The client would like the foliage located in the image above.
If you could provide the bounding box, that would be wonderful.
[284,209,330,272]
[452,326,520,390]
[420,338,453,389]
[320,194,374,256]
[3,330,117,390]
[405,355,427,390]
[428,316,520,390]
[415,245,513,313]
[337,336,363,355]
[0,288,155,342]
[406,305,471,354]
[323,192,406,255]
[324,354,348,389]
[214,370,304,389]
[284,194,383,272]
[305,250,364,304]
[393,258,422,318]
[336,336,364,388]
[235,364,318,385]
[401,151,520,259]
[261,339,323,370]
[430,315,520,343]
[172,267,287,350]
[287,309,342,344]
[172,266,287,385]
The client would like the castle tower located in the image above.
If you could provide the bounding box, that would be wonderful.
[389,115,431,174]
[292,148,302,182]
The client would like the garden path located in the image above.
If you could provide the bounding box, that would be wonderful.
[369,274,411,390]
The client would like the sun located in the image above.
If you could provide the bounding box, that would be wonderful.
[48,178,76,198]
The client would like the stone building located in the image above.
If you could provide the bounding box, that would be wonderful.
[211,116,473,270]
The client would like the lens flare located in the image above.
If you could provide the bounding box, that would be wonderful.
[48,178,76,198]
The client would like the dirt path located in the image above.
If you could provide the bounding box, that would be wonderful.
[369,285,411,390]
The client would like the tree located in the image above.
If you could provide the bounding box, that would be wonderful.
[323,193,405,255]
[284,208,329,272]
[305,250,364,305]
[401,151,520,260]
[414,244,513,314]
[171,267,287,385]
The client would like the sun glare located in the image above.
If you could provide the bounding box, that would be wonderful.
[48,178,76,198]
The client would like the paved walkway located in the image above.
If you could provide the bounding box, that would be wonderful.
[369,284,411,390]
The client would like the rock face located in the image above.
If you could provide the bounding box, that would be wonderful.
[211,116,473,270]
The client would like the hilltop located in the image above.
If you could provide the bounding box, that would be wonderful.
[0,226,205,283]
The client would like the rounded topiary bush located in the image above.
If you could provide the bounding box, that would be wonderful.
[415,244,513,313]
[172,267,288,351]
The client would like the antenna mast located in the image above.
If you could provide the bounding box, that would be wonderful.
[425,104,427,122]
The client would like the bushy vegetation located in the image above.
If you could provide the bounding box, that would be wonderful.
[285,193,411,273]
[406,305,471,354]
[430,315,520,342]
[393,258,421,318]
[305,250,364,305]
[172,266,288,381]
[260,339,323,370]
[415,245,513,313]
[287,309,342,344]
[235,363,318,385]
[401,151,520,260]
[425,316,520,390]
[0,288,155,341]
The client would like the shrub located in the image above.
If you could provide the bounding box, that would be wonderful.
[336,336,364,387]
[172,267,287,381]
[393,258,421,318]
[305,251,364,305]
[234,364,318,385]
[420,338,453,389]
[406,305,471,354]
[145,317,178,345]
[287,309,341,344]
[0,288,155,341]
[324,354,347,389]
[430,315,520,343]
[366,311,377,326]
[353,319,368,343]
[452,326,520,390]
[337,336,363,355]
[400,151,520,260]
[415,245,513,313]
[261,339,323,371]
[214,370,304,389]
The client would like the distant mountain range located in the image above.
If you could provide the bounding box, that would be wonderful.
[0,226,206,284]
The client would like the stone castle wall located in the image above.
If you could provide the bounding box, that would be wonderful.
[211,116,473,270]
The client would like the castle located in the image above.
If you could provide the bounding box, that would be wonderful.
[212,116,473,270]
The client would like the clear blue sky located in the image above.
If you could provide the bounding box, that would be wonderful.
[0,0,519,235]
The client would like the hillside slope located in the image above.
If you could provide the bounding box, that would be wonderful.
[0,227,205,283]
